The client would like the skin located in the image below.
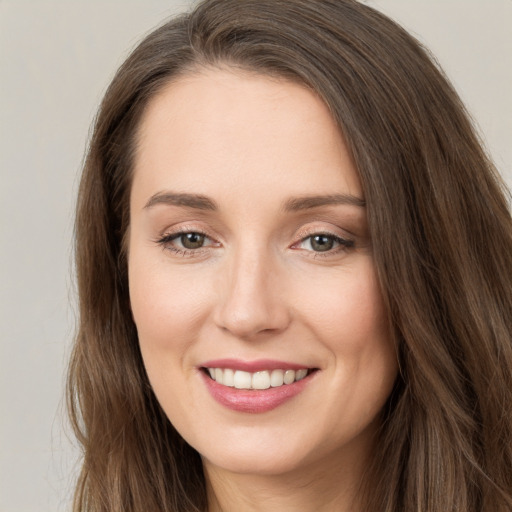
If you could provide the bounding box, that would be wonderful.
[128,68,398,512]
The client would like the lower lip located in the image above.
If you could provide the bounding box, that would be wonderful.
[200,370,315,413]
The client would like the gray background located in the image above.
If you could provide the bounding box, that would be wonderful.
[1,1,510,511]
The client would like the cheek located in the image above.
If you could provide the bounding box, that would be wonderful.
[129,255,211,347]
[295,258,396,417]
[296,258,389,349]
[127,255,214,421]
[333,263,394,381]
[128,260,214,433]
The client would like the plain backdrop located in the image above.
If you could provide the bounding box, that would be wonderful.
[0,1,510,511]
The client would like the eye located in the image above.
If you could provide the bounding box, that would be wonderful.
[295,233,354,253]
[308,234,336,252]
[177,232,206,249]
[156,230,218,254]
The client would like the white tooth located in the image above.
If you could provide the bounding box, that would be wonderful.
[234,370,252,389]
[252,371,271,390]
[283,369,296,385]
[208,368,215,379]
[223,368,234,387]
[214,368,223,384]
[295,369,307,381]
[270,369,284,387]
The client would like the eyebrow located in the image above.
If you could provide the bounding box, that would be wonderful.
[284,194,366,211]
[143,191,365,211]
[144,192,218,210]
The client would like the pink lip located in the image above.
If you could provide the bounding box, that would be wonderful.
[199,363,317,414]
[200,358,309,372]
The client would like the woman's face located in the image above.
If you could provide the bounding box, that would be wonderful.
[128,68,397,477]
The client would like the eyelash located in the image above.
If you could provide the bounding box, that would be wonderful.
[293,232,355,258]
[155,229,355,258]
[155,228,216,257]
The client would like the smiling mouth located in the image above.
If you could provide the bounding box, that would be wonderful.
[203,367,317,390]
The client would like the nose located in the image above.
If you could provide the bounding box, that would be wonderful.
[213,246,291,340]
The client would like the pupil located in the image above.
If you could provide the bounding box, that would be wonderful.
[181,233,205,249]
[311,235,333,252]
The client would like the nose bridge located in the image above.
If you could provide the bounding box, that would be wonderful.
[214,239,289,338]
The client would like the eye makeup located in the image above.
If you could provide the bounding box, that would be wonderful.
[154,226,219,257]
[154,226,356,260]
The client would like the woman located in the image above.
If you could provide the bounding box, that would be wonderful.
[67,0,512,510]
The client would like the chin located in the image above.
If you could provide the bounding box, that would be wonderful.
[202,448,309,477]
[192,410,382,481]
[191,424,314,476]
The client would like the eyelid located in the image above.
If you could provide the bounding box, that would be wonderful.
[292,233,353,249]
[164,231,214,246]
[154,223,221,255]
[290,225,355,256]
[293,224,354,243]
[157,222,219,241]
[154,222,356,257]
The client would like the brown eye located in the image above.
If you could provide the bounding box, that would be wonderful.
[310,235,334,252]
[180,232,205,249]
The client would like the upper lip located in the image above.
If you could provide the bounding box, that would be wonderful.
[200,358,313,372]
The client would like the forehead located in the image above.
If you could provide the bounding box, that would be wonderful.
[131,67,362,209]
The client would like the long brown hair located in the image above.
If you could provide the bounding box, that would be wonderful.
[68,0,512,510]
